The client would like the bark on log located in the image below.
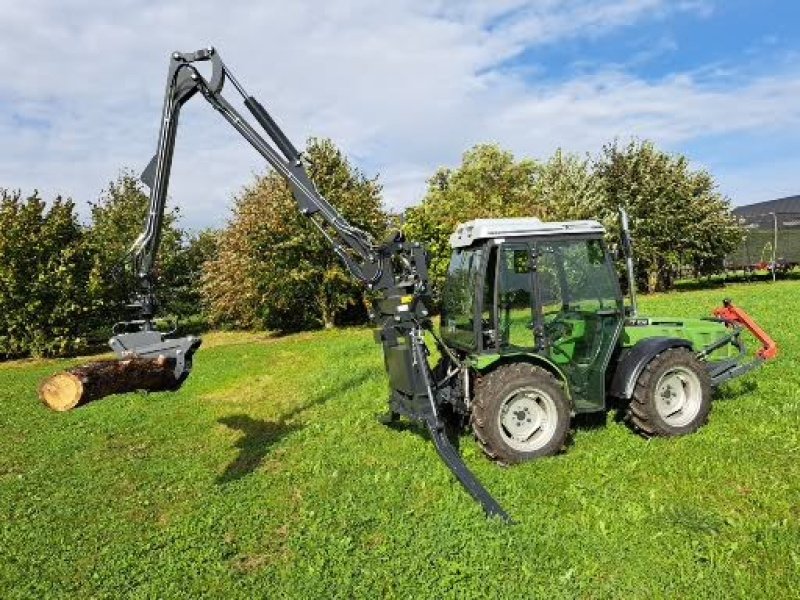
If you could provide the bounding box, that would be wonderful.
[39,356,180,412]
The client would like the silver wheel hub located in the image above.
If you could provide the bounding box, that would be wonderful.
[654,366,703,428]
[498,387,558,452]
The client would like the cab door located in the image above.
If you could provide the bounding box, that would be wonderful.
[496,242,537,352]
[534,238,624,412]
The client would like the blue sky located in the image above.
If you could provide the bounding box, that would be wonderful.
[521,1,797,81]
[0,0,798,230]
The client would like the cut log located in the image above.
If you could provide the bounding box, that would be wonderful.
[39,356,180,412]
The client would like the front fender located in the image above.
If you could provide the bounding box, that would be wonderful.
[609,338,693,400]
[474,352,569,390]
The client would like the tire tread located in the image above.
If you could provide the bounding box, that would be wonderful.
[626,347,711,438]
[472,362,571,464]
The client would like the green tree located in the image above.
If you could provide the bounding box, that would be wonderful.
[200,192,262,329]
[202,138,387,331]
[533,149,607,223]
[171,229,218,320]
[595,140,741,292]
[0,191,91,357]
[404,145,540,297]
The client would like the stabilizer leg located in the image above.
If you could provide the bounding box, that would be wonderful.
[425,417,513,523]
[406,327,512,523]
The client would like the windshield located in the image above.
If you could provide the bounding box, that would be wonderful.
[442,246,484,349]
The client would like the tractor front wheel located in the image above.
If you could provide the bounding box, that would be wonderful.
[472,363,572,464]
[627,347,712,437]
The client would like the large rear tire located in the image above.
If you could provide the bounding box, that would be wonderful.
[472,363,572,464]
[626,347,712,437]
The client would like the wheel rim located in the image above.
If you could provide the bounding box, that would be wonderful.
[654,366,703,428]
[497,387,559,452]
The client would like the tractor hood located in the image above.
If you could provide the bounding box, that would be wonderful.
[622,316,734,358]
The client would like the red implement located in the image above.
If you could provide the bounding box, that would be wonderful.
[713,299,778,360]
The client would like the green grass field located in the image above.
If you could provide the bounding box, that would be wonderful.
[2,281,799,599]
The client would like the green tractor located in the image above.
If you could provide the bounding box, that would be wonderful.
[426,216,775,469]
[371,214,777,520]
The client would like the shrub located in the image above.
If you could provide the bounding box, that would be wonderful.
[0,191,92,357]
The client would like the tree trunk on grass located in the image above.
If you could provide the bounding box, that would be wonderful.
[39,357,179,412]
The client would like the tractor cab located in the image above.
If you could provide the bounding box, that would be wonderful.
[441,218,625,412]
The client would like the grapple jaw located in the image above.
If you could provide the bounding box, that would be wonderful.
[109,329,202,386]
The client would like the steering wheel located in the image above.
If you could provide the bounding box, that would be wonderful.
[544,310,575,342]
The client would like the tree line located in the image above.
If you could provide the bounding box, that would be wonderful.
[0,173,213,358]
[0,138,741,358]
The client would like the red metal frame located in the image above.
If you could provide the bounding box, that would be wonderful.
[713,299,778,360]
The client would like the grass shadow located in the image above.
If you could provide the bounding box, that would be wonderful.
[573,411,610,430]
[380,382,762,454]
[380,403,466,450]
[216,370,373,483]
[672,269,800,292]
[674,278,727,292]
[381,402,612,452]
[713,378,758,401]
[217,415,300,483]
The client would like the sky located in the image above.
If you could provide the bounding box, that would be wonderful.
[1,0,799,230]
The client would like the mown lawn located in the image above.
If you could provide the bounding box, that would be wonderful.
[1,281,799,598]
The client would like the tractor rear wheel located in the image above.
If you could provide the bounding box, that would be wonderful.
[472,363,571,464]
[627,347,711,437]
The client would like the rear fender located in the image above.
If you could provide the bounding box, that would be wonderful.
[608,338,693,400]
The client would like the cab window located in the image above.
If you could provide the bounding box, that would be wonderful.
[498,243,534,350]
[442,246,484,349]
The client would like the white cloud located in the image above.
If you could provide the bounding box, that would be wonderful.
[493,70,800,152]
[0,0,797,230]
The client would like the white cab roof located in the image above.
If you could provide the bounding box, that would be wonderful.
[449,218,605,248]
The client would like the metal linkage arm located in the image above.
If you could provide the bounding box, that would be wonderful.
[618,208,638,317]
[713,299,778,360]
[130,49,212,320]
